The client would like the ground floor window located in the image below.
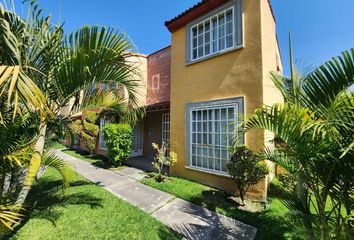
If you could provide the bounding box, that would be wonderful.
[186,97,244,174]
[99,118,110,149]
[162,113,170,147]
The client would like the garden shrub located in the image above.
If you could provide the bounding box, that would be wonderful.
[227,145,269,206]
[151,143,177,182]
[102,124,132,166]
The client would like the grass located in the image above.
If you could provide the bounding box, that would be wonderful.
[141,175,304,240]
[63,149,126,170]
[46,140,66,150]
[8,169,180,240]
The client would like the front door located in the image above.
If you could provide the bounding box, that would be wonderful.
[131,121,143,157]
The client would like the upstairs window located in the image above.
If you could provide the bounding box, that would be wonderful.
[187,1,243,63]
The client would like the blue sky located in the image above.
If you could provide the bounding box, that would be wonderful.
[12,0,354,76]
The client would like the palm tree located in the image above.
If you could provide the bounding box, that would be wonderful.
[243,36,354,240]
[0,0,143,230]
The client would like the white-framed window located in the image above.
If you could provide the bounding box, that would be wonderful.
[162,113,170,147]
[99,118,110,149]
[186,98,244,175]
[187,0,243,63]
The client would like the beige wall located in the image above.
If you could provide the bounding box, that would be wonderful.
[260,0,283,183]
[169,0,280,200]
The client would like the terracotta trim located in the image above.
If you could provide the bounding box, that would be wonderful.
[165,0,227,33]
[165,0,276,33]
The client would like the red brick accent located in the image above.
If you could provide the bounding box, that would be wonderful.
[146,47,171,106]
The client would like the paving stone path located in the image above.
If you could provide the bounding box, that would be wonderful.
[54,150,257,240]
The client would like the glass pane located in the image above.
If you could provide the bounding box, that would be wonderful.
[219,37,225,50]
[215,109,220,120]
[198,46,203,58]
[192,122,196,132]
[215,122,220,133]
[203,133,207,144]
[226,22,233,35]
[218,13,225,26]
[193,37,197,48]
[228,108,234,119]
[212,40,217,53]
[192,146,196,154]
[212,17,218,29]
[215,134,220,145]
[198,34,204,46]
[221,160,227,172]
[226,35,233,48]
[221,149,227,159]
[215,159,221,171]
[197,122,202,132]
[208,158,215,170]
[203,157,208,168]
[193,49,197,59]
[226,9,233,22]
[205,31,210,43]
[197,156,202,167]
[221,121,227,132]
[205,44,210,55]
[205,21,210,31]
[192,27,198,37]
[192,155,196,166]
[203,110,208,120]
[203,122,207,132]
[198,24,204,35]
[221,108,227,120]
[192,134,196,143]
[197,111,202,120]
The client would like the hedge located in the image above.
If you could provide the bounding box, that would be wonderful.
[102,124,132,166]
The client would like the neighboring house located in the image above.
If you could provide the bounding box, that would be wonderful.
[70,0,282,201]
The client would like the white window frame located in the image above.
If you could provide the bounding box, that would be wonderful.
[162,113,170,147]
[185,97,244,175]
[99,118,110,149]
[186,0,243,63]
[190,6,235,61]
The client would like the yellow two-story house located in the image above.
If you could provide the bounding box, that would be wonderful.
[166,0,282,200]
[70,0,282,201]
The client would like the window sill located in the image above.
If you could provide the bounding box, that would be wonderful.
[185,166,232,179]
[186,45,244,66]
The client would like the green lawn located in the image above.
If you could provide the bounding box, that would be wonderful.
[62,149,126,170]
[141,176,304,240]
[9,169,179,240]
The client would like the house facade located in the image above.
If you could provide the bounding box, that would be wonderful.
[70,0,282,200]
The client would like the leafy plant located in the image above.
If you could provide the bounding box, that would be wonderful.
[102,124,132,166]
[0,0,142,232]
[243,35,354,239]
[151,143,177,182]
[227,146,269,206]
[277,173,297,192]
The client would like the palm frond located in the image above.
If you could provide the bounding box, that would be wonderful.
[41,150,74,190]
[0,204,23,230]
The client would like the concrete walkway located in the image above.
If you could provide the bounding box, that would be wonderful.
[54,150,257,240]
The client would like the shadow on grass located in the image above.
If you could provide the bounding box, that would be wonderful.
[187,189,302,240]
[63,149,113,169]
[5,177,103,239]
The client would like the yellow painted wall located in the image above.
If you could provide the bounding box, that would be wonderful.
[169,0,281,200]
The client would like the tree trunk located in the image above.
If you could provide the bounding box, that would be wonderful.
[297,172,315,240]
[15,122,47,206]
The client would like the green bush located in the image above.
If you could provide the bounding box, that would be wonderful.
[82,131,95,151]
[102,124,132,166]
[83,120,99,136]
[227,146,269,206]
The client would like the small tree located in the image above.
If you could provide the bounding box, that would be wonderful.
[152,143,177,182]
[102,124,132,166]
[227,146,269,206]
